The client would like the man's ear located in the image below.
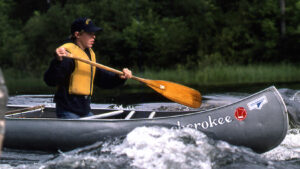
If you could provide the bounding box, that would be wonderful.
[74,31,81,38]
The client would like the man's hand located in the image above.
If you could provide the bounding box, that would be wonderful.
[120,68,132,79]
[55,47,68,61]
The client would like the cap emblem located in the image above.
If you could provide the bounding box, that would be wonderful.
[85,18,91,25]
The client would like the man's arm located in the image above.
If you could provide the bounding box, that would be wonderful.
[94,68,127,89]
[44,57,74,86]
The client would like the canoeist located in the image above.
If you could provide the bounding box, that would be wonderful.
[44,17,132,119]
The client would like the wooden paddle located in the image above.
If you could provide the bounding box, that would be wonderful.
[63,53,202,108]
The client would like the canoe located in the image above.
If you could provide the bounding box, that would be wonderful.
[3,86,288,153]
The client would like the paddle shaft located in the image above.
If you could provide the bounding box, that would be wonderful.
[63,53,146,83]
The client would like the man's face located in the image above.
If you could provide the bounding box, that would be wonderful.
[75,31,96,49]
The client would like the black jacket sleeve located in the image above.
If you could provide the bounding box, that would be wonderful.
[94,67,126,89]
[44,58,75,87]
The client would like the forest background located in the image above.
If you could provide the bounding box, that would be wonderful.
[0,0,299,96]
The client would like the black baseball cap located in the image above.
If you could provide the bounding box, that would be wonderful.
[71,17,102,35]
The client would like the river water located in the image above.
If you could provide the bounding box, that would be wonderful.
[0,87,300,169]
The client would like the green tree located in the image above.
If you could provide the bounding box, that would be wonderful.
[1,0,299,73]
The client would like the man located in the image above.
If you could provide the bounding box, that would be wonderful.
[44,17,132,119]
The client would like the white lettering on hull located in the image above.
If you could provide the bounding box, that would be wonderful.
[174,115,232,130]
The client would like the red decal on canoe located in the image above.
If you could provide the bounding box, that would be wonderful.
[235,107,247,121]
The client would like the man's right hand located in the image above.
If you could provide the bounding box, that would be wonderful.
[55,47,67,61]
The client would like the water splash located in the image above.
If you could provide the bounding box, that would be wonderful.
[1,126,300,169]
[112,127,214,169]
[263,129,300,161]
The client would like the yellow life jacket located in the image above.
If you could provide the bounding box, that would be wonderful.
[60,43,96,95]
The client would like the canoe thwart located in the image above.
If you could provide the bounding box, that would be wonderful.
[80,110,124,120]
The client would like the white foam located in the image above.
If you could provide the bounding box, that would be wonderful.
[112,127,214,169]
[262,129,300,160]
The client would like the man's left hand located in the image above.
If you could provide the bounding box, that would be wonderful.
[120,68,132,79]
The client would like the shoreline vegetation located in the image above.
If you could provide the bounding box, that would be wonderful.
[1,0,299,101]
[3,63,300,96]
[1,0,299,75]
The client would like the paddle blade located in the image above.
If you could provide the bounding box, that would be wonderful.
[143,80,202,108]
